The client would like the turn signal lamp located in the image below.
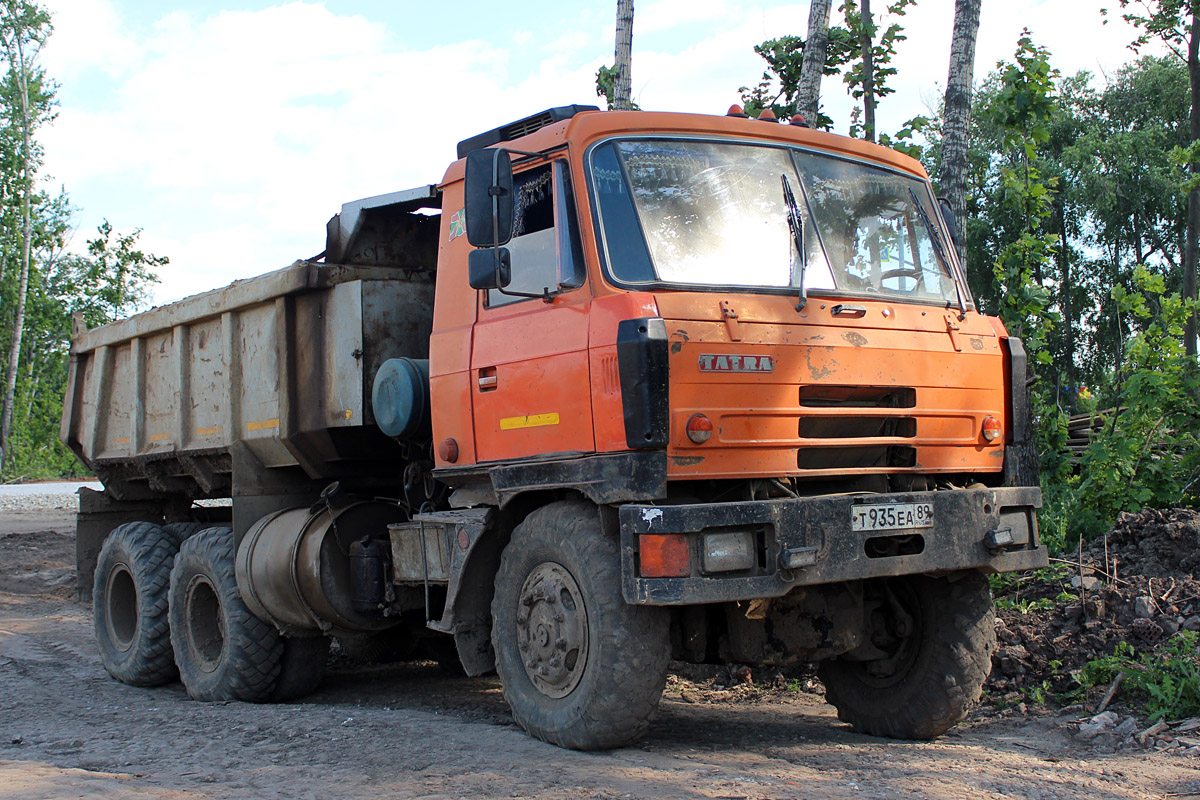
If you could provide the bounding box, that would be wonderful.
[686,414,713,444]
[981,415,1003,442]
[639,534,690,577]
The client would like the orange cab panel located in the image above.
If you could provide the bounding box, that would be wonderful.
[471,300,595,463]
[654,293,1007,481]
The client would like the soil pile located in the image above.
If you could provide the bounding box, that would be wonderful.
[987,508,1200,709]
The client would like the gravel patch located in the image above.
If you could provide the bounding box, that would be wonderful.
[0,481,102,513]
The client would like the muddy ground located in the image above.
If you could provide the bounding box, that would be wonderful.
[2,510,1199,800]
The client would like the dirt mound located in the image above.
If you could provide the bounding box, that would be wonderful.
[987,508,1200,713]
[1101,507,1200,579]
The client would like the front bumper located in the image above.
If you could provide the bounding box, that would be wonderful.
[619,486,1046,605]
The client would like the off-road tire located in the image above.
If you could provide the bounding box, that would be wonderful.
[271,636,330,701]
[162,522,208,547]
[169,527,283,701]
[491,500,670,750]
[818,572,996,740]
[93,521,178,686]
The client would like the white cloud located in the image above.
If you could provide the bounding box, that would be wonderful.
[638,0,732,35]
[41,0,140,79]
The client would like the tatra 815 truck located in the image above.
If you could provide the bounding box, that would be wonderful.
[62,104,1046,750]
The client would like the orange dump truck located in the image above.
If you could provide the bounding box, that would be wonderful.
[63,105,1046,750]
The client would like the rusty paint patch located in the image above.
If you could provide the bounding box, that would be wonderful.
[670,341,684,354]
[970,338,985,351]
[671,456,705,466]
[843,331,868,348]
[805,347,838,380]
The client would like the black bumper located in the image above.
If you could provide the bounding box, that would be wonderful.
[619,486,1046,605]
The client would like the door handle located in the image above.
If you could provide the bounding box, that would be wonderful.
[477,367,498,391]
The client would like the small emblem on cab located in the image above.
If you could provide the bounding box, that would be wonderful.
[698,354,774,373]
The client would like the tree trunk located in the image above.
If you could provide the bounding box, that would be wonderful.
[859,0,876,142]
[938,0,980,272]
[613,0,634,111]
[0,25,31,474]
[1058,199,1076,414]
[797,0,832,126]
[1186,11,1200,357]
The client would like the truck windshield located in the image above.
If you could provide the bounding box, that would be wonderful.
[588,139,961,305]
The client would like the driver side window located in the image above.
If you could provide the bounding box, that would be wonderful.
[486,161,584,308]
[488,165,556,307]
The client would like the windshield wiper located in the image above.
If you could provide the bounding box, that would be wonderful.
[782,174,808,311]
[909,187,966,320]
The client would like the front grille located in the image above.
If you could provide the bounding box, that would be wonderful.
[798,385,916,408]
[796,445,917,470]
[797,416,916,439]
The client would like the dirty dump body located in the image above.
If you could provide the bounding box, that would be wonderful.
[63,106,1046,751]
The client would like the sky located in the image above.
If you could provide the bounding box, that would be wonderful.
[34,0,1162,306]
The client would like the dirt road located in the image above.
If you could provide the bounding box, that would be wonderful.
[2,510,1198,800]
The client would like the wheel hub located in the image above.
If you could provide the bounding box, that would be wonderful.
[105,562,138,652]
[186,575,226,673]
[515,562,588,699]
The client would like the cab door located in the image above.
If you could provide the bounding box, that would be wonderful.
[470,159,594,463]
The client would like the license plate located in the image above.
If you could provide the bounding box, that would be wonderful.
[850,502,934,532]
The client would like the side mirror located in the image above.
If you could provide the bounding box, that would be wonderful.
[937,197,961,251]
[465,149,514,247]
[468,247,511,290]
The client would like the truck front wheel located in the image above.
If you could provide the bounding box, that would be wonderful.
[491,500,670,750]
[818,572,996,740]
[93,522,178,686]
[169,527,283,701]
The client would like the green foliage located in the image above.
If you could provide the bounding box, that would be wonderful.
[839,0,915,140]
[989,34,1060,361]
[739,35,842,127]
[1071,270,1200,534]
[594,64,639,111]
[1078,632,1200,721]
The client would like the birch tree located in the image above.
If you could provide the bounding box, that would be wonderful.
[0,0,51,474]
[938,0,981,269]
[613,0,634,110]
[797,0,833,125]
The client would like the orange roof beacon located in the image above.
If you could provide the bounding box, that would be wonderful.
[64,104,1046,751]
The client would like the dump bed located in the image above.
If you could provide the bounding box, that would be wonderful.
[61,260,434,500]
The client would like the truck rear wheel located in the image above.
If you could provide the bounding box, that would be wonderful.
[818,572,996,740]
[169,527,283,701]
[93,522,178,686]
[491,500,670,750]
